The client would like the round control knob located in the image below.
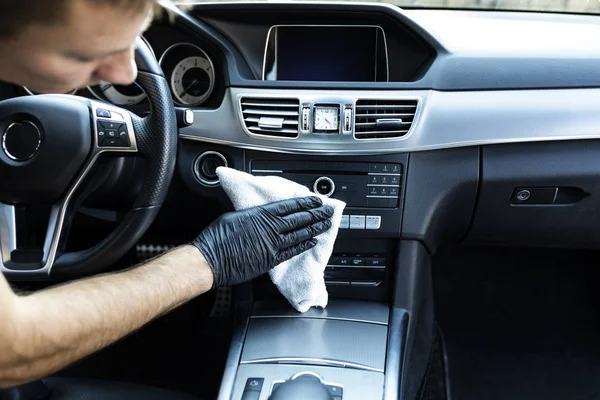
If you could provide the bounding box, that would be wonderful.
[193,151,228,186]
[269,372,331,400]
[313,176,335,197]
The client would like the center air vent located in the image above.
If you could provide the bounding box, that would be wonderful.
[354,99,418,139]
[241,97,300,138]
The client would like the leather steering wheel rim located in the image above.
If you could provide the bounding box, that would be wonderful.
[51,38,178,279]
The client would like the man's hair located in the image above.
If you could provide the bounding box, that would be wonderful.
[0,0,173,38]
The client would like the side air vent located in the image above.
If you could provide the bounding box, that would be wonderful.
[241,97,300,138]
[354,99,418,139]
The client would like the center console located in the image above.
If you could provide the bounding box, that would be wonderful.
[209,151,410,400]
[231,300,389,400]
[178,141,437,400]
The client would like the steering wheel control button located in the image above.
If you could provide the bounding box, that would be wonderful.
[366,216,382,230]
[2,121,42,161]
[97,121,130,147]
[350,215,366,229]
[194,151,228,185]
[96,108,111,118]
[314,176,335,197]
[340,215,349,229]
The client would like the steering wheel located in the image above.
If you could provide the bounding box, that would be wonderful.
[0,38,177,280]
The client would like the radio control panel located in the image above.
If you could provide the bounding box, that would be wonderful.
[251,160,402,209]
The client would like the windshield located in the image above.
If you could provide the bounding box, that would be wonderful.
[200,0,600,15]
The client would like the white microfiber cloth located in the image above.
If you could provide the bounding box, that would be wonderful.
[216,167,346,313]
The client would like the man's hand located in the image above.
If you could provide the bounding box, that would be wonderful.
[191,196,334,287]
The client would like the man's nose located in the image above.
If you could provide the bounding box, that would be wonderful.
[93,49,138,85]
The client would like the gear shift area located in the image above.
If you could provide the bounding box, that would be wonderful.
[229,300,391,400]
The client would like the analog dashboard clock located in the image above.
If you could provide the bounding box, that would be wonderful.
[314,106,339,132]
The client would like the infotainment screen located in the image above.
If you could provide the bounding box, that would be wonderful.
[263,26,388,82]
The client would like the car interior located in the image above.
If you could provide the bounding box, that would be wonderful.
[2,1,600,399]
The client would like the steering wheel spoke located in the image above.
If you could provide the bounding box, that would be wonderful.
[0,202,67,278]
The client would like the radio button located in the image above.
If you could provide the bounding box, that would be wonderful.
[390,187,399,196]
[350,215,366,229]
[369,175,379,184]
[338,182,356,192]
[366,257,386,267]
[366,216,382,230]
[380,176,390,184]
[369,163,382,173]
[338,257,351,266]
[390,175,400,185]
[313,176,335,197]
[340,215,349,229]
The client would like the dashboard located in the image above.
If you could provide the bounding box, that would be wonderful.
[3,1,600,260]
[3,4,600,399]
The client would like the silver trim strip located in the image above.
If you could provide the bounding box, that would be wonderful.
[251,169,283,173]
[367,184,400,187]
[0,98,138,277]
[250,314,388,325]
[327,264,386,270]
[180,87,600,155]
[240,357,384,373]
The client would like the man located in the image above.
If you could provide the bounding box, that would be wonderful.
[0,0,334,390]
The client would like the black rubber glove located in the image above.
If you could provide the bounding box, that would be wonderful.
[192,196,334,288]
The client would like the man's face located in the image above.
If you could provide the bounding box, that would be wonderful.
[0,1,152,94]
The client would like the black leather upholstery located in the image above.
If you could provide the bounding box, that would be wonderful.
[0,378,198,400]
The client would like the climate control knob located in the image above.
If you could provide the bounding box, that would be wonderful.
[313,176,335,197]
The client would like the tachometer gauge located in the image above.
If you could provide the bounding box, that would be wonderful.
[171,56,214,106]
[159,43,216,107]
[88,81,146,106]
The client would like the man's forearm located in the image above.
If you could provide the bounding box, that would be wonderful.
[0,245,213,388]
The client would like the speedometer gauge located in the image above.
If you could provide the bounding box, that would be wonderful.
[159,43,216,107]
[171,56,214,106]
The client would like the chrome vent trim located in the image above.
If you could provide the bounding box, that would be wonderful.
[354,99,418,139]
[241,97,300,138]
